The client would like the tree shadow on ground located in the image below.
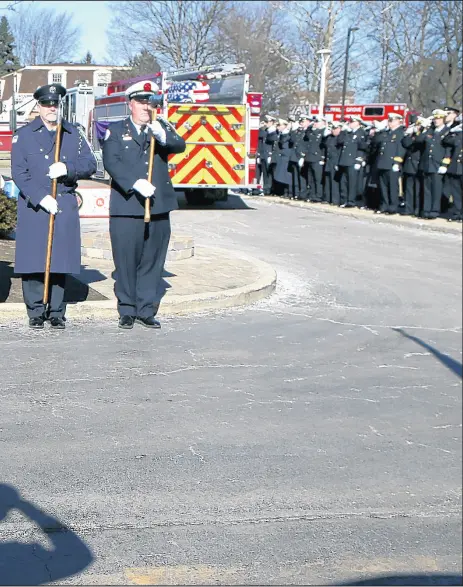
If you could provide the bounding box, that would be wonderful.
[0,483,93,585]
[338,573,463,585]
[393,328,462,379]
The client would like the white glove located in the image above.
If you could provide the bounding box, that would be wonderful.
[133,178,156,198]
[48,162,67,179]
[323,128,331,137]
[354,163,361,170]
[147,120,167,144]
[437,166,447,175]
[362,161,366,167]
[40,195,58,215]
[257,157,260,164]
[405,126,415,135]
[392,164,400,172]
[334,165,339,171]
[298,157,304,167]
[267,156,271,164]
[452,124,462,133]
[319,160,325,165]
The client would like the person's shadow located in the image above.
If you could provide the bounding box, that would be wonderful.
[0,483,93,585]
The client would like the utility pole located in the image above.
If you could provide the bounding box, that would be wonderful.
[317,49,332,118]
[340,26,359,122]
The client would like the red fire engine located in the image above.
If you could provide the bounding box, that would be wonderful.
[306,103,419,125]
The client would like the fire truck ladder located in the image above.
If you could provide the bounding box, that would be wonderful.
[166,63,246,82]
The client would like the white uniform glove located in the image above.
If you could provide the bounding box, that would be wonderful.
[319,160,325,165]
[298,157,304,167]
[267,156,271,164]
[48,162,67,179]
[405,126,415,135]
[323,128,331,137]
[334,165,339,171]
[147,120,166,144]
[452,124,462,133]
[437,166,447,175]
[354,163,361,170]
[133,178,156,198]
[392,164,400,172]
[256,157,260,164]
[40,195,58,215]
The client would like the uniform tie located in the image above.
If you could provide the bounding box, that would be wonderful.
[140,124,147,150]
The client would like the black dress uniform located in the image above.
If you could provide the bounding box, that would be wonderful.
[442,127,463,221]
[255,125,266,185]
[401,130,423,216]
[260,123,278,195]
[414,124,450,218]
[272,130,292,197]
[11,84,97,327]
[102,94,186,325]
[321,131,341,205]
[374,125,406,214]
[302,125,325,202]
[336,127,368,207]
[288,125,304,199]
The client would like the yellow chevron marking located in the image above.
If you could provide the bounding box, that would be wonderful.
[169,105,246,144]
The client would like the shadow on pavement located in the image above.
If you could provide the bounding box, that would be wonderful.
[338,574,463,585]
[0,483,93,585]
[178,193,256,210]
[393,328,462,379]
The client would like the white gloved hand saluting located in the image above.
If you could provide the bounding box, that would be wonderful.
[40,195,58,215]
[48,162,67,179]
[147,120,166,145]
[133,179,156,198]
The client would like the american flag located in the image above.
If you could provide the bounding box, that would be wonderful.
[166,81,210,103]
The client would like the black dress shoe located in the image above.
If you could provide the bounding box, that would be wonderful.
[136,316,161,329]
[50,317,66,329]
[118,316,135,329]
[29,317,44,329]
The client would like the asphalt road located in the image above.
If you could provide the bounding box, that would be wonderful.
[1,196,462,586]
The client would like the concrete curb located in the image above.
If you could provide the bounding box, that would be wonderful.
[249,195,463,236]
[0,246,277,321]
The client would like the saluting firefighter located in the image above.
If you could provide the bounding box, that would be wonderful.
[401,116,430,216]
[11,84,97,329]
[102,81,186,330]
[321,121,342,205]
[442,112,463,222]
[373,112,406,214]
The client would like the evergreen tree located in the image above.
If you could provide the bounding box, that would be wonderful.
[0,16,20,76]
[83,50,93,64]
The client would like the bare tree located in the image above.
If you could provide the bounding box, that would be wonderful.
[10,4,81,65]
[107,0,231,69]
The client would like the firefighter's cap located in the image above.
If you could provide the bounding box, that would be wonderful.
[264,114,277,122]
[432,109,447,119]
[388,112,403,120]
[299,114,310,121]
[444,105,460,114]
[126,80,159,101]
[34,83,66,103]
[278,118,289,126]
[348,115,363,124]
[330,121,343,128]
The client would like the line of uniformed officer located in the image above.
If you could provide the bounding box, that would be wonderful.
[256,106,462,221]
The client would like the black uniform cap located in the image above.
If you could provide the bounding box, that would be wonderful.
[444,106,460,114]
[33,83,67,103]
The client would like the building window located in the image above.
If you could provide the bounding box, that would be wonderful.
[52,73,63,84]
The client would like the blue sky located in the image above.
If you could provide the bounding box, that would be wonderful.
[1,0,112,63]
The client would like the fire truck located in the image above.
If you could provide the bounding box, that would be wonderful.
[63,63,263,206]
[305,103,419,125]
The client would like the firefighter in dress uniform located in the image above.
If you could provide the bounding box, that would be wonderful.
[441,114,463,222]
[11,84,97,329]
[272,118,292,197]
[259,115,278,196]
[321,121,342,205]
[414,109,451,219]
[374,112,406,214]
[336,115,368,208]
[288,115,304,200]
[255,120,266,189]
[401,116,430,216]
[102,80,186,329]
[296,115,311,200]
[302,116,326,203]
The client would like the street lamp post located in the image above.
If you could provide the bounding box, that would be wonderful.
[317,49,332,119]
[340,26,359,122]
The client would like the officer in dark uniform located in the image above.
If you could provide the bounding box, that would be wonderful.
[442,117,462,222]
[272,118,292,197]
[401,117,428,216]
[102,80,186,329]
[321,122,342,205]
[374,113,406,214]
[11,83,97,329]
[336,115,368,208]
[302,116,325,202]
[288,115,303,199]
[296,115,311,200]
[255,120,266,188]
[260,115,278,195]
[414,109,451,219]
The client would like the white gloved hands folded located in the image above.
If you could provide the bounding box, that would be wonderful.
[133,179,156,198]
[437,166,447,175]
[48,162,67,179]
[40,195,58,215]
[392,164,400,172]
